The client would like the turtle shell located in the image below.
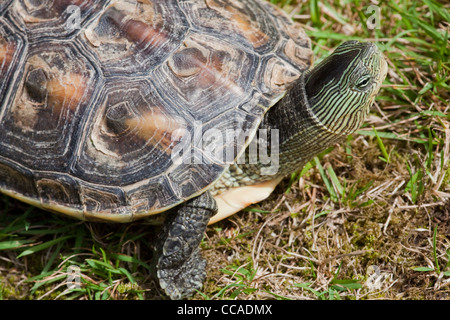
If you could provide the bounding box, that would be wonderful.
[0,0,312,222]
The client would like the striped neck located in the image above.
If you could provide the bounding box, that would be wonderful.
[244,74,347,179]
[275,74,346,173]
[303,70,368,137]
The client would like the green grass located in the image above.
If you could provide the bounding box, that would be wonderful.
[0,202,153,299]
[1,0,449,300]
[413,226,450,277]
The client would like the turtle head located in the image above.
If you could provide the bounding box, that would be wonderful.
[304,40,387,135]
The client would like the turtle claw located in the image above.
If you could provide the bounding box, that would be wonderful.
[157,248,207,300]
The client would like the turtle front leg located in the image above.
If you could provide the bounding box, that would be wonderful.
[153,191,217,300]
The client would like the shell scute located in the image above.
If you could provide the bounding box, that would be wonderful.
[160,33,258,123]
[35,174,82,211]
[0,41,99,172]
[7,0,105,40]
[182,0,280,53]
[0,21,24,110]
[167,159,225,200]
[0,159,37,200]
[71,79,180,187]
[79,183,127,219]
[81,0,188,76]
[124,175,181,221]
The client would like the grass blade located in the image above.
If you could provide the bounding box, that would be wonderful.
[17,235,72,258]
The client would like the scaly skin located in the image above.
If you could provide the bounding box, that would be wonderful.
[154,191,217,300]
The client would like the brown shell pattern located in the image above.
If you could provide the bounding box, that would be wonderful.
[0,0,312,221]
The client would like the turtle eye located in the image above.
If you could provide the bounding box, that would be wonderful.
[356,75,371,89]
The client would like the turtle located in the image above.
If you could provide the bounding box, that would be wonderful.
[0,0,387,299]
